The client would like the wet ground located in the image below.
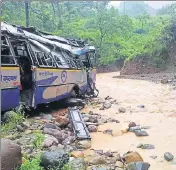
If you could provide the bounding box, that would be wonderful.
[83,72,176,170]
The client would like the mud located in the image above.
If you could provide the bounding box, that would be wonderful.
[83,72,176,170]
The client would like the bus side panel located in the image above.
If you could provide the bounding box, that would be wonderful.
[34,68,68,107]
[66,69,88,94]
[1,88,20,111]
[1,67,20,111]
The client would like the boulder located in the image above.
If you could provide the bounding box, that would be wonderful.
[1,139,22,170]
[164,152,174,161]
[127,162,150,170]
[55,116,69,127]
[40,149,69,169]
[71,151,84,158]
[86,156,107,165]
[123,152,143,164]
[118,107,126,113]
[134,130,148,137]
[42,135,58,148]
[76,140,91,149]
[88,125,98,132]
[69,158,87,170]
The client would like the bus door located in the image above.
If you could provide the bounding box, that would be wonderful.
[1,35,20,111]
[9,38,35,108]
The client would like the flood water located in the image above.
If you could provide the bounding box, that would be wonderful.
[83,72,176,170]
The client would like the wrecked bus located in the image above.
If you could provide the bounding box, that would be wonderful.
[1,22,98,112]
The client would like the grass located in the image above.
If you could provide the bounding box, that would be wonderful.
[17,155,73,170]
[1,111,24,137]
[18,155,43,170]
[32,132,45,149]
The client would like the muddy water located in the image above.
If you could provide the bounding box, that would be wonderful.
[83,72,176,170]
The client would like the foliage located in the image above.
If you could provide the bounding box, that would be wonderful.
[18,155,42,170]
[1,1,176,65]
[32,132,45,149]
[1,112,24,137]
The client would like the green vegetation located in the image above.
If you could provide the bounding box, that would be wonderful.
[19,155,43,170]
[1,111,24,137]
[32,132,45,149]
[1,1,176,65]
[18,155,72,170]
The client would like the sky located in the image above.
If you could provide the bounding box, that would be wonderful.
[109,1,176,9]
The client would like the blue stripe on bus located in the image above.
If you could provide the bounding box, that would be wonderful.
[34,84,88,107]
[1,88,19,111]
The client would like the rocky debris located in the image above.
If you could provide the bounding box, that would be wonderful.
[43,127,63,142]
[40,149,69,169]
[137,105,145,108]
[129,126,141,132]
[69,158,87,170]
[123,152,143,164]
[141,144,155,149]
[134,130,149,137]
[137,144,143,148]
[121,124,129,133]
[140,126,151,130]
[103,129,113,135]
[86,156,107,165]
[21,121,31,129]
[105,96,113,100]
[44,123,60,129]
[118,107,126,113]
[71,151,84,158]
[88,125,98,132]
[129,122,137,128]
[100,102,112,110]
[161,77,168,84]
[104,151,113,157]
[16,124,25,132]
[164,152,174,161]
[150,155,157,159]
[55,116,69,127]
[127,162,150,170]
[1,139,22,170]
[76,140,91,149]
[41,114,53,120]
[95,150,104,155]
[42,135,58,148]
[115,161,124,168]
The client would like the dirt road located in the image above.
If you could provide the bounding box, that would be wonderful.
[83,72,176,170]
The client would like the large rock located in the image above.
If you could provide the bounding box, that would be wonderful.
[42,135,58,148]
[123,152,143,164]
[86,156,107,165]
[69,158,87,170]
[164,152,174,161]
[71,151,84,158]
[55,116,69,127]
[76,140,91,149]
[40,149,69,169]
[134,130,148,137]
[43,127,63,142]
[1,139,22,170]
[88,125,98,132]
[127,162,150,170]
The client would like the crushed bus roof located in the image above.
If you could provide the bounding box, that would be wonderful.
[1,22,95,56]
